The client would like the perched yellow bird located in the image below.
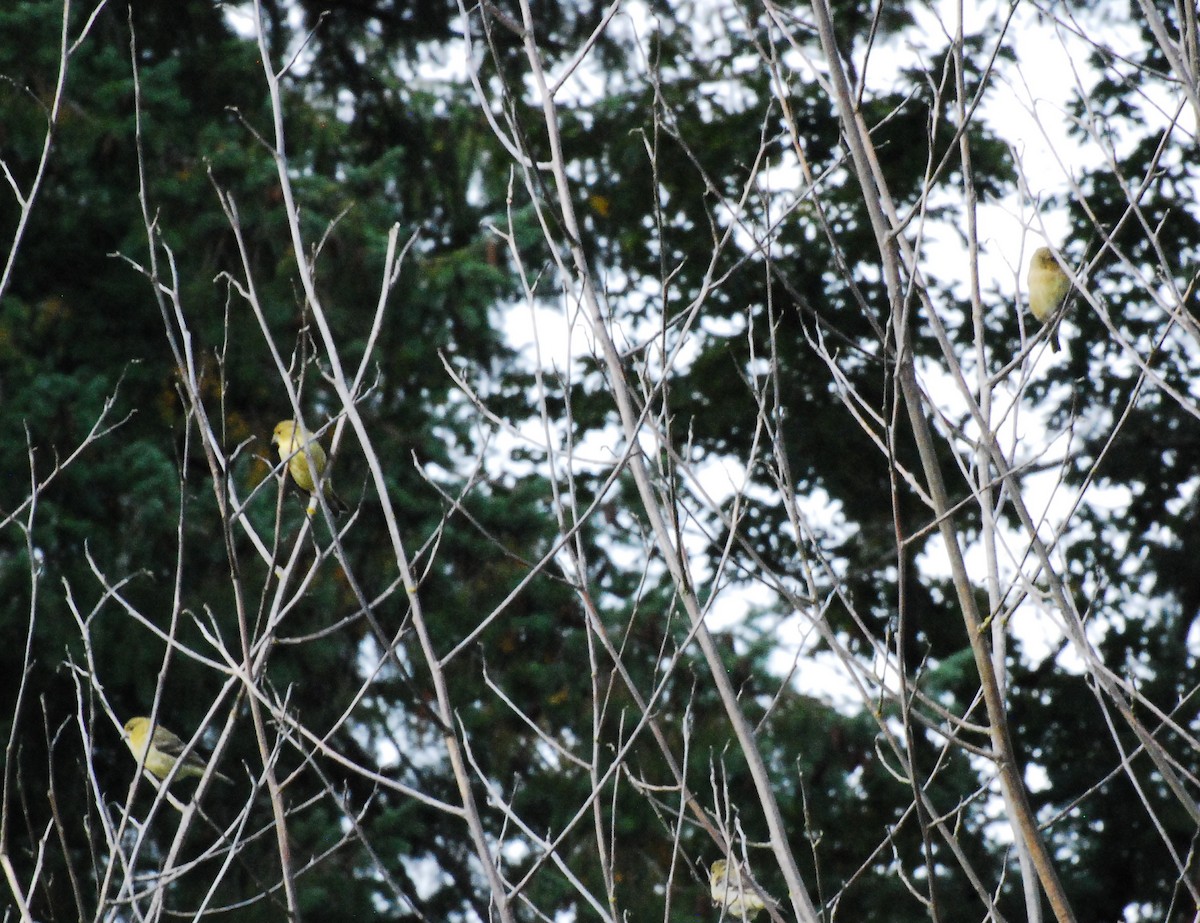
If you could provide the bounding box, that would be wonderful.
[271,420,347,515]
[123,717,231,784]
[710,859,770,919]
[1027,246,1072,352]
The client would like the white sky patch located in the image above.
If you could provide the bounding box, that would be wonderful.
[223,3,257,39]
[401,855,454,901]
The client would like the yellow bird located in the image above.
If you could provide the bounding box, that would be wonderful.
[271,420,347,515]
[1027,246,1072,352]
[123,716,231,784]
[710,859,770,919]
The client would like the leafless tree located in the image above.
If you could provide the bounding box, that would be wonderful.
[4,0,1200,921]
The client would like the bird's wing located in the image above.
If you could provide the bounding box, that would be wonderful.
[154,728,189,759]
[307,437,328,471]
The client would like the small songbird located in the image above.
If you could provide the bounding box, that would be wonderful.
[710,859,770,919]
[123,716,231,784]
[271,419,347,515]
[1027,246,1072,352]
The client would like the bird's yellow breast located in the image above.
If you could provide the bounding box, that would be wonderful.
[1028,250,1071,322]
